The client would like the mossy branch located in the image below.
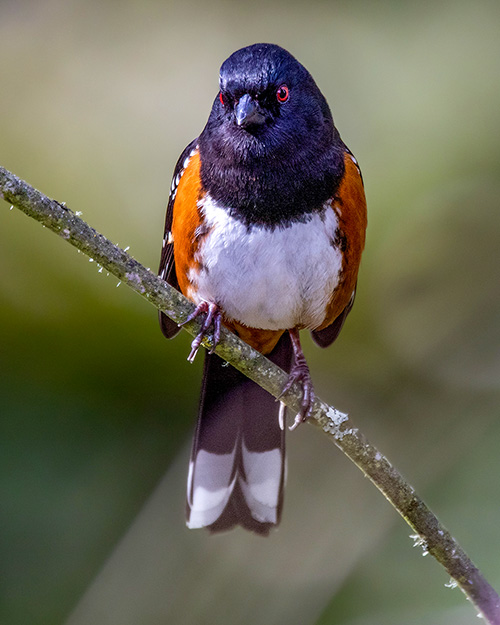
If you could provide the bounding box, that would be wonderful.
[1,164,499,624]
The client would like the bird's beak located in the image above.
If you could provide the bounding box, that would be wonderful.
[235,94,265,128]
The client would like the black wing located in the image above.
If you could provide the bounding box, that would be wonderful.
[158,139,198,339]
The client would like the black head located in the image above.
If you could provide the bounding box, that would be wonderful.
[198,43,346,227]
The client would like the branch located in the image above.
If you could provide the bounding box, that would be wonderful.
[1,164,499,624]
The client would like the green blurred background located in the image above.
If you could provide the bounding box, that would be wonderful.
[1,1,499,623]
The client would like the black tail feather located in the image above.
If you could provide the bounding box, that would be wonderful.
[186,333,292,535]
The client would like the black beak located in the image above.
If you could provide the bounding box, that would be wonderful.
[234,94,265,128]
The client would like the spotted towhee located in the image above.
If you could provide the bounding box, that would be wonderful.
[158,43,367,535]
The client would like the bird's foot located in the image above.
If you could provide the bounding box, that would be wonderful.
[278,329,316,431]
[280,359,315,431]
[179,301,221,363]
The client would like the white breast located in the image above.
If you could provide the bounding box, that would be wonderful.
[191,195,342,331]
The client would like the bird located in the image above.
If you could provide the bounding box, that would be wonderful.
[158,43,367,535]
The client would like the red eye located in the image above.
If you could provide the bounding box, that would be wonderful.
[219,92,225,106]
[276,85,289,102]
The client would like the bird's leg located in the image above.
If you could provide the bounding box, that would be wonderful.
[279,329,315,431]
[179,301,222,363]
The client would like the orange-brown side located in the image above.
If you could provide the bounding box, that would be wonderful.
[171,151,205,299]
[224,320,285,355]
[318,152,367,329]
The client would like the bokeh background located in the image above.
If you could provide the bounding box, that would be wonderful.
[1,1,499,624]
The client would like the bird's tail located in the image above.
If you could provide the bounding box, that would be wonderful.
[186,333,292,535]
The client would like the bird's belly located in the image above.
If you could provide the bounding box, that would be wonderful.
[191,197,343,330]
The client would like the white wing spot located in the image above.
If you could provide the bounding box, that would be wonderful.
[349,153,362,175]
[167,145,198,204]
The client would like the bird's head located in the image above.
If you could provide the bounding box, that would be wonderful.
[202,43,335,161]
